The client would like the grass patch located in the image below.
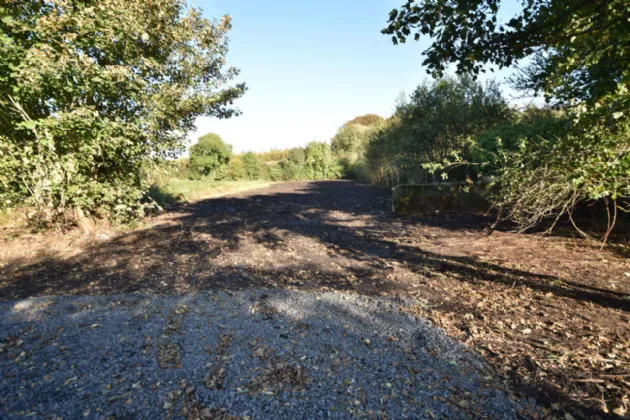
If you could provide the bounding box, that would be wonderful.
[150,179,272,206]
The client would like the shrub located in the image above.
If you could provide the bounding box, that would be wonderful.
[229,158,247,181]
[493,116,630,238]
[305,141,342,180]
[363,76,510,186]
[0,0,245,224]
[189,133,233,180]
[242,152,261,180]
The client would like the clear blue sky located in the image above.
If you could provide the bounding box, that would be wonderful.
[190,0,526,153]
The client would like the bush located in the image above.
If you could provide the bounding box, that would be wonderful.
[263,164,286,181]
[242,152,261,180]
[0,0,245,224]
[362,76,511,186]
[331,124,374,164]
[189,133,232,180]
[305,141,342,180]
[225,145,343,182]
[493,116,630,237]
[229,158,247,181]
[472,108,569,168]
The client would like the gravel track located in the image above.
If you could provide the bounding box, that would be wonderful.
[0,290,541,419]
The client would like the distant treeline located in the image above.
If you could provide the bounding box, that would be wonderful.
[175,74,570,195]
[345,75,627,237]
[179,74,627,237]
[171,136,343,183]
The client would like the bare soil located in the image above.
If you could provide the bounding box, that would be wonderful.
[1,180,629,418]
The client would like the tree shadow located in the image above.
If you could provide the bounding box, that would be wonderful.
[1,181,628,311]
[0,290,542,418]
[1,180,627,418]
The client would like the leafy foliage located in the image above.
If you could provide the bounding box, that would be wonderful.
[331,124,374,161]
[472,107,569,167]
[493,114,630,237]
[383,0,629,102]
[364,76,510,185]
[347,114,384,127]
[228,156,247,181]
[189,133,232,180]
[384,0,630,237]
[0,0,245,223]
[221,144,343,182]
[241,152,262,180]
[256,149,291,163]
[304,141,343,180]
[277,147,307,180]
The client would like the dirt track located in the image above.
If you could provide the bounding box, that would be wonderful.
[2,180,630,418]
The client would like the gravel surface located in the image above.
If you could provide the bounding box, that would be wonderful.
[0,290,542,419]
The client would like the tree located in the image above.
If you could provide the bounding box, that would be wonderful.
[287,147,307,166]
[305,141,341,180]
[331,124,373,160]
[365,76,510,185]
[348,114,384,127]
[241,152,261,180]
[189,133,232,180]
[0,0,245,223]
[472,107,569,167]
[384,0,630,237]
[383,0,628,105]
[229,157,246,181]
[278,147,307,180]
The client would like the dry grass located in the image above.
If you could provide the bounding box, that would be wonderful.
[160,179,273,202]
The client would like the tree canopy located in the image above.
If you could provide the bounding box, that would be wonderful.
[331,124,373,158]
[0,0,245,223]
[241,152,261,180]
[384,0,630,237]
[347,114,384,127]
[366,76,510,185]
[383,1,629,104]
[189,133,233,180]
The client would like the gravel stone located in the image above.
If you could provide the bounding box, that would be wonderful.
[0,290,541,419]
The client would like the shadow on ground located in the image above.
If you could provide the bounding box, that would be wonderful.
[1,181,629,419]
[1,181,628,311]
[0,291,543,419]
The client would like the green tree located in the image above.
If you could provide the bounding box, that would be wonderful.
[241,152,261,180]
[0,0,245,223]
[383,0,628,106]
[229,157,246,181]
[331,124,373,160]
[366,76,510,185]
[472,107,569,167]
[262,163,285,181]
[384,0,630,237]
[305,141,341,180]
[348,114,384,127]
[189,133,232,180]
[287,147,307,166]
[278,147,307,180]
[331,122,379,179]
